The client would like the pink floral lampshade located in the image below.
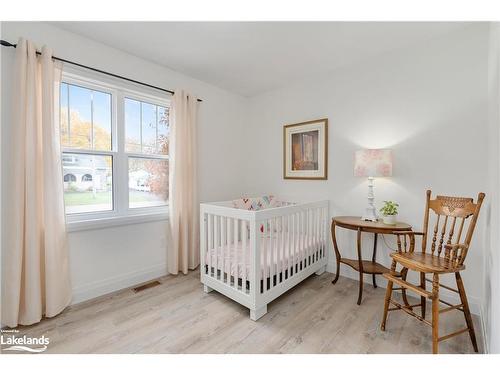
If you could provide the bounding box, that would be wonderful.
[354,149,393,177]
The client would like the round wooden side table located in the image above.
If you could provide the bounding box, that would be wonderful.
[331,216,412,305]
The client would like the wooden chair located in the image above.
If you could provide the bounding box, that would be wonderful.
[380,190,485,354]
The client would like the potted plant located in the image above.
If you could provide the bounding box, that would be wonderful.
[380,201,399,225]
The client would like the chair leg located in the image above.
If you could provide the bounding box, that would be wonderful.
[381,260,397,331]
[432,273,439,354]
[456,272,478,352]
[381,279,393,331]
[420,272,426,319]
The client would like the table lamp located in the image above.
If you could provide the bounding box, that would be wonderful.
[354,149,393,222]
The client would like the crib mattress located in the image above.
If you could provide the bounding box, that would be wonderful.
[205,233,324,280]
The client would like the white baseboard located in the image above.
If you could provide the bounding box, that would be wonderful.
[326,261,482,315]
[71,264,168,305]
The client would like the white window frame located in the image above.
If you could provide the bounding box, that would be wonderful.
[61,70,170,231]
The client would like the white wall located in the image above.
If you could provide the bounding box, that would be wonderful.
[244,24,490,315]
[484,23,500,354]
[0,22,249,304]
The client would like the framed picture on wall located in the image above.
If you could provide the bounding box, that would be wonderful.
[283,118,328,180]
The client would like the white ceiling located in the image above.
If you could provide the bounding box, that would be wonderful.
[52,22,471,97]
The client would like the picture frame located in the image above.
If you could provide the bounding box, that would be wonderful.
[283,118,328,180]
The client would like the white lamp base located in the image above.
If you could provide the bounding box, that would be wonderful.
[362,208,378,222]
[362,176,378,222]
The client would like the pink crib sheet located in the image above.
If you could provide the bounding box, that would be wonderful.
[205,233,324,280]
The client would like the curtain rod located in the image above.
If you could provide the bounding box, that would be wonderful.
[0,39,203,102]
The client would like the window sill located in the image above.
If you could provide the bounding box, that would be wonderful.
[66,212,169,232]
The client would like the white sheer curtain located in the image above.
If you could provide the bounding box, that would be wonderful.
[168,90,199,275]
[1,39,71,327]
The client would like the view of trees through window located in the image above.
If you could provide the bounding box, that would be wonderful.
[60,81,169,215]
[125,98,169,208]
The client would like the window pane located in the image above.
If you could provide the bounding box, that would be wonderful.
[128,157,168,208]
[125,98,141,152]
[92,90,112,151]
[63,153,113,214]
[157,106,170,155]
[141,102,157,154]
[124,98,169,156]
[61,83,113,152]
[69,85,92,149]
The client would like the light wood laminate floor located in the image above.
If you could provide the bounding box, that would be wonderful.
[3,272,483,354]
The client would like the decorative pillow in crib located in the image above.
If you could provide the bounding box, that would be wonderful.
[231,195,294,235]
[232,195,285,233]
[231,195,282,211]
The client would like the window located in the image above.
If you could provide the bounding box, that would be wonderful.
[82,174,93,182]
[60,74,170,223]
[64,173,76,182]
[125,98,169,209]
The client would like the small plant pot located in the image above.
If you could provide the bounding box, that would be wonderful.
[382,214,397,225]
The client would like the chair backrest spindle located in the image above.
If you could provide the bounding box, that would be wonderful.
[431,214,440,255]
[437,216,448,256]
[419,190,485,267]
[447,216,456,245]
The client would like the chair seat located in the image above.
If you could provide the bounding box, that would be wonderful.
[391,251,465,274]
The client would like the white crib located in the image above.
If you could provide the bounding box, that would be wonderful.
[200,199,329,320]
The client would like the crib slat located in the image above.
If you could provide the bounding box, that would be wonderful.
[282,216,286,280]
[226,216,231,286]
[312,209,317,262]
[296,211,300,272]
[294,212,300,274]
[280,216,287,281]
[275,217,280,286]
[297,211,304,272]
[309,209,313,266]
[221,216,226,283]
[200,213,206,275]
[213,214,217,270]
[220,216,223,277]
[270,218,275,288]
[276,217,280,285]
[303,210,307,268]
[303,210,306,268]
[224,217,231,286]
[315,209,319,261]
[242,220,247,294]
[311,209,315,264]
[307,210,311,266]
[215,215,219,280]
[278,216,283,285]
[317,209,321,260]
[234,218,239,289]
[207,214,212,277]
[325,208,328,258]
[319,208,322,259]
[318,209,322,259]
[311,209,315,263]
[310,209,315,264]
[224,217,228,285]
[304,209,308,267]
[291,213,295,276]
[287,214,291,280]
[262,220,267,289]
[316,208,320,262]
[296,212,300,274]
[323,208,328,259]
